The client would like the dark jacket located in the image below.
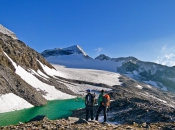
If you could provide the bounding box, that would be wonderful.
[85,93,95,107]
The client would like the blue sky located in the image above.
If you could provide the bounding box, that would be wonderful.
[1,0,175,66]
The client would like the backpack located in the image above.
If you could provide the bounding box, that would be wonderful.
[86,93,95,106]
[102,94,110,107]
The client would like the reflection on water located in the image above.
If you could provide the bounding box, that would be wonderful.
[0,98,85,126]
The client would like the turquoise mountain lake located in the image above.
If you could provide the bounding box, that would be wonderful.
[0,98,85,126]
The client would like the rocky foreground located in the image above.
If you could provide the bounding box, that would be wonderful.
[0,116,175,130]
[1,96,175,130]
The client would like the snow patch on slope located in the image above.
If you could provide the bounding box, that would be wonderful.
[136,85,143,89]
[37,70,50,78]
[37,60,65,78]
[147,85,152,88]
[0,93,33,113]
[141,92,167,104]
[4,52,75,100]
[31,70,49,81]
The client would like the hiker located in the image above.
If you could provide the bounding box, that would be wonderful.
[95,90,110,122]
[85,89,95,121]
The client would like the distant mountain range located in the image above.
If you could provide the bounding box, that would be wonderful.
[97,54,175,91]
[41,46,175,92]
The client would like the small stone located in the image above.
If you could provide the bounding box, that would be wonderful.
[133,122,138,127]
[68,117,80,123]
[19,122,23,125]
[142,122,147,127]
[126,126,133,130]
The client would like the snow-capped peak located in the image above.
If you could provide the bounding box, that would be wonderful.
[0,24,17,39]
[63,45,87,56]
[41,45,88,57]
[76,45,87,56]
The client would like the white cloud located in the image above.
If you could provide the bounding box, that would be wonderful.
[164,54,175,59]
[94,47,103,54]
[155,53,175,66]
[154,41,175,66]
[161,44,167,52]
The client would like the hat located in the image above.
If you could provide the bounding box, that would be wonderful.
[86,89,90,92]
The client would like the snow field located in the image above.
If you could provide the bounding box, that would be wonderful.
[0,93,33,113]
[52,64,122,87]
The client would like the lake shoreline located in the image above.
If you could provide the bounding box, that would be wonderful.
[0,98,85,127]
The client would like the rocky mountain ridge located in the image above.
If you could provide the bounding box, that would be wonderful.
[0,26,77,113]
[42,46,175,92]
[0,32,54,71]
[41,45,91,59]
[96,54,175,91]
[0,24,17,40]
[0,31,48,106]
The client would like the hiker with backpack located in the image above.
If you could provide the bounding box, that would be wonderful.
[85,89,95,121]
[95,90,110,123]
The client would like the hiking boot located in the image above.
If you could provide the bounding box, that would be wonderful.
[101,121,107,124]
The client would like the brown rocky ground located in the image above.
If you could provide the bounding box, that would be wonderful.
[0,116,175,130]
